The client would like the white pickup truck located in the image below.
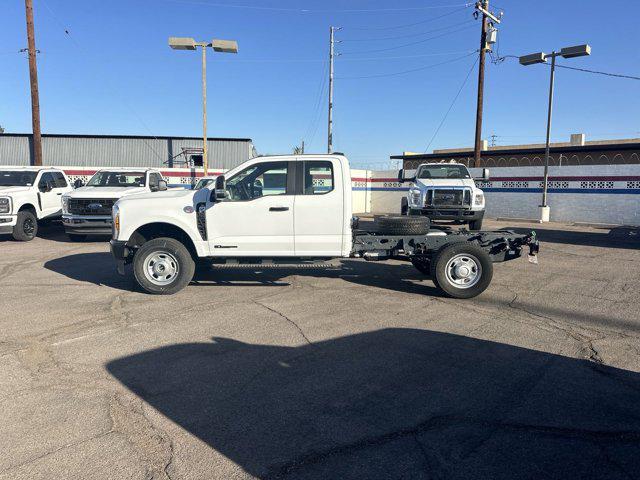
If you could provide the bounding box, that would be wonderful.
[110,154,538,298]
[62,168,167,241]
[399,163,488,230]
[0,167,72,241]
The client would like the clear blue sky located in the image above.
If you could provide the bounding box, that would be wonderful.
[1,0,639,168]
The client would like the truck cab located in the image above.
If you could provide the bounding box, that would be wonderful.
[399,163,488,230]
[62,168,167,241]
[0,167,72,241]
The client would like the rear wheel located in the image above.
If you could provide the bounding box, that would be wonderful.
[376,215,430,235]
[12,210,38,241]
[133,237,195,295]
[431,243,492,299]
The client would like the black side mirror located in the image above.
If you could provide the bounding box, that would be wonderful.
[40,181,53,193]
[482,168,490,181]
[73,179,84,189]
[210,175,227,202]
[397,169,404,183]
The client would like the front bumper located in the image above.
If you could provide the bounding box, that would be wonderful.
[0,215,17,234]
[63,215,112,235]
[110,240,131,276]
[410,208,484,222]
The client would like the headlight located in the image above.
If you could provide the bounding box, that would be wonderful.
[112,205,120,238]
[474,193,484,206]
[408,189,422,206]
[62,196,69,214]
[0,197,11,215]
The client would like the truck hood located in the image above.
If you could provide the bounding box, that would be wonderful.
[117,188,198,206]
[67,186,148,199]
[0,186,31,195]
[414,178,474,188]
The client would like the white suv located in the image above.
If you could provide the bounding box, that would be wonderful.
[62,168,166,241]
[0,167,72,241]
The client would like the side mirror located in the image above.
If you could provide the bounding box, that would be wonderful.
[398,168,415,183]
[210,175,227,202]
[156,180,168,191]
[73,179,84,189]
[482,168,490,181]
[40,181,52,193]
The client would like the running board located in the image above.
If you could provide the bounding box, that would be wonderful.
[207,259,341,269]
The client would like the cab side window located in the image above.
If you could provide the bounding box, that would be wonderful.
[226,161,288,201]
[38,172,55,192]
[53,172,68,188]
[303,161,334,195]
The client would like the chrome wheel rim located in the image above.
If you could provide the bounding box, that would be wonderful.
[444,253,481,289]
[143,251,179,286]
[23,218,35,236]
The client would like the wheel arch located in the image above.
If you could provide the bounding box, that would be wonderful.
[18,202,37,214]
[128,222,198,259]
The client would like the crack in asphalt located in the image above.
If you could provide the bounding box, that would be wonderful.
[254,300,312,345]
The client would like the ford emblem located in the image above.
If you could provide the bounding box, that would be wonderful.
[87,203,103,209]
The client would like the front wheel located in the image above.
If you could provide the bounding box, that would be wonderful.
[431,243,493,299]
[12,210,38,241]
[133,238,195,295]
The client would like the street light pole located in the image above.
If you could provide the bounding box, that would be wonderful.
[201,44,208,175]
[169,37,238,176]
[541,52,556,212]
[519,44,590,222]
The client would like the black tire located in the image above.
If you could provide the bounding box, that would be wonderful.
[67,233,87,242]
[12,210,38,241]
[376,215,430,235]
[430,243,493,299]
[468,218,483,231]
[400,198,408,216]
[133,237,195,295]
[410,257,431,275]
[408,209,421,216]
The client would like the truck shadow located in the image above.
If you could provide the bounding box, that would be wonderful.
[43,252,441,296]
[106,328,640,479]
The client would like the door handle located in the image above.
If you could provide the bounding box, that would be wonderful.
[269,206,289,212]
[56,193,63,195]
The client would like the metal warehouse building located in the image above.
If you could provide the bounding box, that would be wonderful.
[0,133,257,170]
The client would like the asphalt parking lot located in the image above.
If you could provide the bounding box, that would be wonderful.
[1,220,639,480]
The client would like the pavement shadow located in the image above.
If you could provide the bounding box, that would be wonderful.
[107,328,640,479]
[44,253,441,297]
[508,226,640,250]
[44,252,134,290]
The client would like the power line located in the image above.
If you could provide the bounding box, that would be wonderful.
[340,20,475,42]
[552,63,640,81]
[348,5,472,30]
[161,0,472,13]
[336,51,476,79]
[340,24,476,55]
[424,56,479,152]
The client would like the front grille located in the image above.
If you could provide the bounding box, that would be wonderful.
[68,198,115,216]
[426,189,471,208]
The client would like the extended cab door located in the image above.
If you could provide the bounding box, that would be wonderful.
[293,157,344,256]
[205,160,295,256]
[37,171,67,218]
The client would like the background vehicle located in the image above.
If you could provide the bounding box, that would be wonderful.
[399,163,488,230]
[0,167,72,241]
[62,168,167,241]
[109,155,538,298]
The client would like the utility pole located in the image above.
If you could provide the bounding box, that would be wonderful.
[327,26,339,154]
[24,0,43,166]
[472,1,501,168]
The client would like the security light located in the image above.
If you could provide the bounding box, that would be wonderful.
[560,44,591,59]
[519,52,546,66]
[168,37,197,50]
[212,39,238,54]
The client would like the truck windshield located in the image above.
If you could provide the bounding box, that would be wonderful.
[87,172,146,187]
[417,165,470,179]
[0,171,38,186]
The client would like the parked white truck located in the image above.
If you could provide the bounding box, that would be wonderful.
[399,163,488,230]
[62,168,167,240]
[0,167,72,241]
[110,154,538,298]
